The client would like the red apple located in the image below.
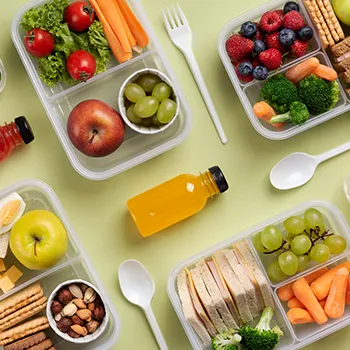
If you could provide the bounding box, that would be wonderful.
[67,99,125,157]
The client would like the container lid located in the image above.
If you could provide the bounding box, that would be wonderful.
[15,116,34,144]
[209,166,229,193]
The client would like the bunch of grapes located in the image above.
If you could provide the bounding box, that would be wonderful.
[253,208,347,282]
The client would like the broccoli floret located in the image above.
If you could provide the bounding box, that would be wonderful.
[270,101,309,125]
[212,329,242,350]
[298,74,340,115]
[260,74,300,114]
[237,307,283,350]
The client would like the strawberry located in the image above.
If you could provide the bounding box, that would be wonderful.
[265,32,287,53]
[283,10,304,32]
[226,34,254,64]
[259,11,283,33]
[259,48,282,70]
[274,9,284,22]
[290,40,309,58]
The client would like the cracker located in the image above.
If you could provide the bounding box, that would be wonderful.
[312,0,335,46]
[316,0,340,42]
[27,338,53,350]
[322,0,345,40]
[0,284,43,320]
[0,297,47,332]
[4,332,46,350]
[0,317,49,346]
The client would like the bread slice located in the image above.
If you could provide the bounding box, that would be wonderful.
[342,70,350,83]
[331,37,350,58]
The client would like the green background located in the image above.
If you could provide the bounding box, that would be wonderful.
[1,0,350,348]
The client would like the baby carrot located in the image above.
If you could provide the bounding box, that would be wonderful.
[253,102,285,129]
[285,57,320,84]
[287,297,305,309]
[346,277,350,305]
[304,267,329,284]
[292,278,328,325]
[319,299,326,308]
[278,283,294,301]
[324,267,349,319]
[312,64,338,81]
[287,308,315,324]
[311,262,350,301]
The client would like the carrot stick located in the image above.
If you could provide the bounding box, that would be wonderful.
[253,102,285,129]
[346,277,350,305]
[115,0,149,48]
[312,64,338,81]
[305,267,329,284]
[285,57,320,84]
[292,278,328,325]
[287,308,315,324]
[96,0,131,53]
[319,299,326,308]
[311,262,350,301]
[113,0,136,47]
[288,297,306,309]
[90,0,132,63]
[324,267,349,319]
[278,283,294,301]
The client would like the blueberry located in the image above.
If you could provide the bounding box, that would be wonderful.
[283,1,300,14]
[297,26,314,41]
[254,40,266,54]
[238,61,253,76]
[240,21,257,38]
[253,66,269,80]
[279,28,296,47]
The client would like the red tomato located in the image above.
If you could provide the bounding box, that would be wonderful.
[64,1,96,32]
[67,50,97,82]
[24,29,55,58]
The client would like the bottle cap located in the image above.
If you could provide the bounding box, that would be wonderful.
[209,166,229,193]
[15,117,35,144]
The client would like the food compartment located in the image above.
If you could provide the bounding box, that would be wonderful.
[275,254,350,342]
[248,201,350,288]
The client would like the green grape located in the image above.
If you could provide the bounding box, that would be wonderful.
[134,97,159,118]
[304,208,326,232]
[126,105,142,124]
[261,225,283,251]
[297,255,309,272]
[152,82,171,102]
[253,232,265,253]
[291,234,312,255]
[310,244,330,263]
[278,251,298,275]
[267,260,286,282]
[281,232,291,250]
[136,74,162,92]
[157,99,177,124]
[284,216,306,235]
[125,83,146,103]
[142,117,153,127]
[324,235,347,255]
[151,115,162,126]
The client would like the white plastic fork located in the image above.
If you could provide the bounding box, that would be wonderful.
[162,4,228,144]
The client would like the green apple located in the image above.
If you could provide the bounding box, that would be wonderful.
[333,0,350,26]
[10,210,68,270]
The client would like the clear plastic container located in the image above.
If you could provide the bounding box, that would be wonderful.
[167,200,350,350]
[0,179,120,349]
[218,0,350,140]
[0,58,6,94]
[11,0,192,180]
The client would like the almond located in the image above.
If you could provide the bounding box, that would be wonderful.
[0,200,20,226]
[88,303,95,312]
[76,309,92,321]
[71,325,87,336]
[73,298,86,309]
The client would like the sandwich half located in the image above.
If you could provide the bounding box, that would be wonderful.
[196,260,238,329]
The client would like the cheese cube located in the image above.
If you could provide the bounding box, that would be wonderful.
[4,265,23,283]
[0,276,14,293]
[0,259,5,272]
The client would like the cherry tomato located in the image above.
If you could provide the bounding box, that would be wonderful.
[67,50,96,82]
[64,1,96,32]
[24,29,55,58]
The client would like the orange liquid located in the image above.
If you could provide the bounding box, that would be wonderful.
[127,172,219,237]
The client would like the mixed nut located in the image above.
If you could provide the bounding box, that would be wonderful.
[51,282,106,339]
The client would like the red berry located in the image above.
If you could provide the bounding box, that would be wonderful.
[290,40,309,57]
[259,11,283,33]
[274,9,284,22]
[226,34,254,64]
[259,48,282,70]
[235,65,254,83]
[283,10,304,32]
[252,56,262,68]
[265,32,287,53]
[254,22,265,40]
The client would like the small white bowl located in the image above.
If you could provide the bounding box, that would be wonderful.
[0,59,7,94]
[47,279,109,344]
[118,68,180,135]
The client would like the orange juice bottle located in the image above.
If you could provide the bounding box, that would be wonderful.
[127,166,228,237]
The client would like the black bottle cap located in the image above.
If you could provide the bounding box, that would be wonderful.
[209,166,229,193]
[15,117,35,144]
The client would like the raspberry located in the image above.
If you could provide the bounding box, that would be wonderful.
[226,34,254,64]
[265,32,287,53]
[274,9,284,22]
[290,40,309,58]
[259,11,283,33]
[283,10,304,32]
[259,48,282,70]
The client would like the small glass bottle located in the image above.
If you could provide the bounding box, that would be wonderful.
[127,166,229,237]
[0,117,35,162]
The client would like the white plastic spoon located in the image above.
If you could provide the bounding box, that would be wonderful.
[118,259,168,350]
[270,141,350,190]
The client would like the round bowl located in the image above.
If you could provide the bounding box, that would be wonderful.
[0,59,7,94]
[118,68,180,135]
[47,279,109,344]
